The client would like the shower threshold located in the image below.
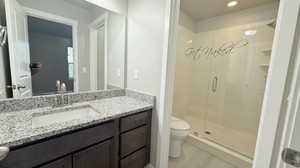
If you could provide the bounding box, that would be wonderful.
[187,134,253,168]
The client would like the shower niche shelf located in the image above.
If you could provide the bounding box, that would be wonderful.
[260,64,269,67]
[261,48,272,56]
[259,64,270,70]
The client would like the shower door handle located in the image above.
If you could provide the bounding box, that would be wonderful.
[212,76,218,92]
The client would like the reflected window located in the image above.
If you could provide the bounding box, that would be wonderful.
[67,47,74,79]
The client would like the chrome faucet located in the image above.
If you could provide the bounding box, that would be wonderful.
[54,81,68,107]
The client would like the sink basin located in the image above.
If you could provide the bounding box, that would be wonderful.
[32,104,99,128]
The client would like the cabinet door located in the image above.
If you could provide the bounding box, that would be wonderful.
[120,148,146,168]
[39,156,72,168]
[73,139,113,168]
[120,126,147,158]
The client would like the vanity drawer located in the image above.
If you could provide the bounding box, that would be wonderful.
[0,122,114,168]
[38,156,72,168]
[120,111,149,132]
[120,148,146,168]
[120,126,147,158]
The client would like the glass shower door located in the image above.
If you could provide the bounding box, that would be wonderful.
[203,21,275,158]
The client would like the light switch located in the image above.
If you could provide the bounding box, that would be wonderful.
[82,67,87,73]
[133,69,139,80]
[117,68,121,77]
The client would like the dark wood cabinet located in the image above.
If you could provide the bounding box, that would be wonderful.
[120,148,146,168]
[0,110,152,168]
[39,156,72,168]
[73,139,113,168]
[120,126,147,158]
[120,111,148,132]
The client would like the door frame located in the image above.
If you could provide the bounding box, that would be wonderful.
[89,13,108,91]
[252,0,300,167]
[23,7,79,92]
[161,0,300,168]
[270,1,300,167]
[274,21,300,168]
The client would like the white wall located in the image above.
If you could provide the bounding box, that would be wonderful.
[196,2,279,32]
[127,0,171,167]
[107,12,126,88]
[172,25,194,119]
[178,10,196,33]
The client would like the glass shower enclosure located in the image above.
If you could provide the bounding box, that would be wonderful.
[173,20,276,158]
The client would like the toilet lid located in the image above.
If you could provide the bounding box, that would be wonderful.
[171,119,190,130]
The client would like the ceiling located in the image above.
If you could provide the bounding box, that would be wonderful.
[63,0,106,14]
[181,0,278,21]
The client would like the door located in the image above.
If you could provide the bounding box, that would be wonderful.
[203,21,274,158]
[276,33,300,168]
[5,0,32,98]
[73,139,113,168]
[274,11,300,168]
[254,0,300,167]
[38,156,72,168]
[97,26,105,90]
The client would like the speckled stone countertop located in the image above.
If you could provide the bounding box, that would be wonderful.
[0,96,153,148]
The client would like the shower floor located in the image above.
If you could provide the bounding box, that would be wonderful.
[169,142,240,168]
[180,115,257,158]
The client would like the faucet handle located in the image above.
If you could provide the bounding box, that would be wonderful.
[61,83,66,93]
[56,80,61,92]
[0,146,9,161]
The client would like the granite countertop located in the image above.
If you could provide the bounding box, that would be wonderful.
[0,96,153,148]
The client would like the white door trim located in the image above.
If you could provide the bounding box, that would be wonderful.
[157,0,180,167]
[23,7,79,92]
[253,0,300,167]
[275,27,300,168]
[272,1,300,167]
[4,0,33,98]
[89,13,108,90]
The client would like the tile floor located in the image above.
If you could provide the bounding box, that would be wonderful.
[168,142,238,168]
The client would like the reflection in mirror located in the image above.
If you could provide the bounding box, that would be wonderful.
[0,0,126,99]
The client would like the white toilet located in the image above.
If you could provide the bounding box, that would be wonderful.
[169,117,190,158]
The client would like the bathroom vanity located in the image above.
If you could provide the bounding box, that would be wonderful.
[0,90,154,168]
[0,0,154,167]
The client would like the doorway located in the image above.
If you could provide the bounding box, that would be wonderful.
[27,16,75,95]
[89,14,108,91]
[161,0,300,167]
[24,8,79,96]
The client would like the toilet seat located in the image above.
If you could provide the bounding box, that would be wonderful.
[171,117,190,130]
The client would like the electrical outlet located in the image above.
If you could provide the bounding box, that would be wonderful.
[117,68,121,77]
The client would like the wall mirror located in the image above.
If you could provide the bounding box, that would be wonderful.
[0,0,126,99]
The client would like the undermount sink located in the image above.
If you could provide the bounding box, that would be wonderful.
[32,104,100,128]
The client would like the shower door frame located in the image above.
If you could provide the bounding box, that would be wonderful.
[161,0,300,168]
